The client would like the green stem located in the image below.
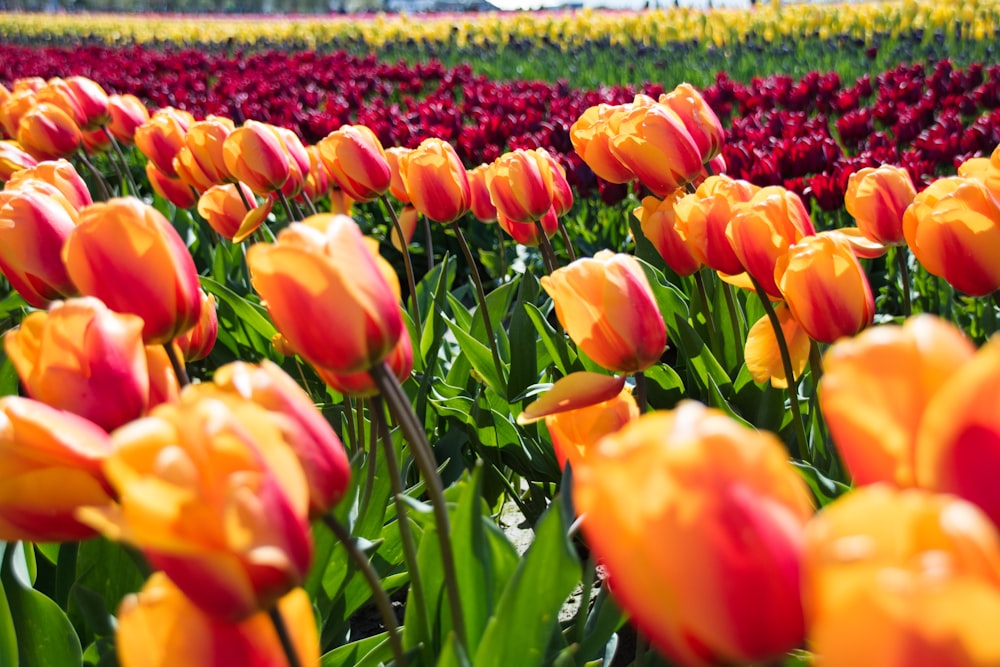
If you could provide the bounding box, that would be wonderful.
[103,127,141,196]
[163,341,189,387]
[895,247,912,318]
[534,220,559,273]
[721,280,745,365]
[276,189,297,222]
[808,338,824,389]
[358,399,378,523]
[236,182,255,212]
[693,269,722,359]
[450,221,505,387]
[75,149,111,201]
[341,395,358,455]
[321,514,407,667]
[634,371,648,414]
[381,195,422,335]
[371,395,434,666]
[570,553,597,644]
[423,214,436,272]
[749,277,806,460]
[557,217,578,263]
[370,363,468,655]
[495,223,508,282]
[268,606,303,667]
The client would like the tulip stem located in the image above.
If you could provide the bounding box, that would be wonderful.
[451,221,506,388]
[634,371,648,414]
[75,149,112,201]
[534,220,559,273]
[341,395,358,455]
[236,183,255,212]
[423,215,436,272]
[808,339,824,387]
[276,190,297,223]
[163,342,189,387]
[895,247,912,318]
[321,512,407,667]
[495,224,508,281]
[370,362,469,656]
[102,128,141,196]
[358,399,379,523]
[381,196,422,335]
[722,281,745,364]
[267,606,303,667]
[693,270,722,361]
[371,395,434,666]
[750,277,807,460]
[557,218,578,263]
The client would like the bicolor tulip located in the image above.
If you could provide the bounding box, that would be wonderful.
[300,144,332,205]
[540,148,574,216]
[145,162,197,209]
[247,214,403,374]
[6,158,93,211]
[845,165,916,246]
[273,126,310,199]
[4,297,150,431]
[496,206,558,247]
[674,174,759,276]
[63,197,203,344]
[608,102,703,197]
[0,140,38,180]
[106,93,149,145]
[658,83,726,163]
[384,145,413,204]
[632,190,702,277]
[0,89,37,141]
[819,314,975,487]
[78,386,313,621]
[744,303,811,389]
[541,250,665,374]
[569,101,638,184]
[316,124,391,203]
[398,137,471,224]
[486,148,555,223]
[134,107,194,178]
[17,102,82,161]
[902,175,1000,296]
[467,163,498,223]
[0,396,114,543]
[62,76,111,132]
[573,401,814,667]
[211,360,351,515]
[197,182,273,243]
[775,232,875,344]
[172,116,236,193]
[222,121,291,197]
[173,289,218,362]
[116,573,318,667]
[315,324,414,399]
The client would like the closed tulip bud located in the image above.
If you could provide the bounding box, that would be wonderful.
[389,203,420,253]
[197,182,273,243]
[315,324,414,399]
[804,484,1000,667]
[674,174,759,276]
[211,360,351,515]
[633,191,702,277]
[0,89,37,141]
[134,107,194,178]
[0,185,79,308]
[609,102,704,196]
[4,297,150,431]
[658,83,726,163]
[399,137,471,224]
[744,304,811,389]
[819,314,975,487]
[107,94,149,145]
[0,140,38,179]
[317,124,391,202]
[222,121,291,197]
[384,145,412,204]
[247,214,403,375]
[172,116,236,193]
[727,186,816,299]
[574,402,814,666]
[485,149,554,223]
[63,197,203,344]
[17,102,82,161]
[145,162,197,209]
[775,232,875,343]
[6,158,93,211]
[569,101,637,184]
[903,176,1000,296]
[117,574,318,667]
[845,165,916,246]
[541,250,666,373]
[467,163,497,222]
[174,290,217,362]
[0,396,114,543]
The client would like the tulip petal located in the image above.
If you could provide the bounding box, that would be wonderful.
[517,372,626,424]
[744,305,810,389]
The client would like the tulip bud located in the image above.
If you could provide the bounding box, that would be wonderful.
[542,149,574,217]
[172,116,236,194]
[384,145,413,204]
[317,124,392,202]
[633,191,702,277]
[0,140,38,180]
[174,290,218,362]
[134,107,194,178]
[399,138,471,224]
[1,89,38,141]
[145,162,198,209]
[107,93,149,145]
[674,174,758,276]
[485,149,555,223]
[301,144,332,204]
[845,165,916,246]
[274,126,311,200]
[497,206,558,247]
[658,83,726,163]
[197,182,273,243]
[744,303,811,389]
[17,102,82,161]
[609,102,704,196]
[5,158,93,211]
[63,76,111,132]
[315,325,414,399]
[467,163,498,223]
[569,102,637,184]
[222,121,291,197]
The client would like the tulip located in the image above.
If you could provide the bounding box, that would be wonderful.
[632,191,701,277]
[573,401,814,666]
[63,76,111,132]
[222,121,291,197]
[174,290,218,362]
[145,162,198,210]
[301,144,332,205]
[389,204,419,253]
[744,303,811,389]
[316,124,391,203]
[819,315,975,487]
[902,176,1000,297]
[844,165,916,246]
[4,297,150,431]
[0,89,37,141]
[0,185,79,308]
[803,484,1000,667]
[541,250,666,373]
[0,140,38,180]
[211,359,351,515]
[197,182,273,243]
[775,232,875,343]
[36,78,89,131]
[63,197,203,344]
[314,324,414,399]
[5,158,93,211]
[398,137,471,224]
[658,83,726,163]
[172,116,236,193]
[134,107,194,178]
[247,214,403,374]
[539,148,574,217]
[144,343,181,410]
[78,386,313,621]
[467,163,498,223]
[485,149,554,223]
[17,102,82,161]
[608,102,704,197]
[674,174,758,276]
[569,101,637,184]
[117,573,318,667]
[107,93,149,145]
[79,127,110,154]
[273,126,310,199]
[496,206,558,247]
[0,396,114,543]
[384,145,413,204]
[726,185,816,298]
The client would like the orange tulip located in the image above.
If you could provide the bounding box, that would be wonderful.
[0,89,37,141]
[0,185,79,307]
[467,163,497,223]
[384,145,413,204]
[222,121,291,197]
[172,116,236,193]
[316,124,391,203]
[117,573,318,667]
[247,214,404,374]
[4,297,151,431]
[541,250,666,373]
[273,126,310,199]
[144,343,181,410]
[844,165,916,246]
[775,232,875,343]
[674,174,758,276]
[211,359,351,515]
[803,484,1000,667]
[819,314,975,487]
[744,303,811,389]
[315,324,414,399]
[574,401,814,667]
[63,197,203,344]
[632,190,702,277]
[903,175,1000,297]
[541,148,574,217]
[145,162,198,209]
[107,93,149,145]
[496,206,558,247]
[63,76,111,132]
[197,182,273,243]
[485,149,554,223]
[174,290,218,362]
[0,396,114,543]
[0,139,38,179]
[17,102,82,161]
[301,144,332,204]
[658,82,725,163]
[134,107,194,178]
[78,386,313,621]
[569,101,638,184]
[608,102,704,196]
[726,185,816,298]
[398,137,471,224]
[6,158,93,211]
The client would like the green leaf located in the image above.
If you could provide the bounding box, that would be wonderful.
[321,632,392,667]
[445,319,507,397]
[200,275,276,344]
[575,584,626,665]
[524,302,574,377]
[0,545,19,667]
[791,461,850,507]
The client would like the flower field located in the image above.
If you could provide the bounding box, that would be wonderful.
[2,2,1000,666]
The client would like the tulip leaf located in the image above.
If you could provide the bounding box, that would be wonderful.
[199,275,276,349]
[642,364,686,409]
[574,584,626,666]
[436,632,472,667]
[791,461,850,507]
[445,318,508,398]
[0,357,18,399]
[0,546,18,667]
[320,631,392,667]
[523,302,575,377]
[669,312,735,405]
